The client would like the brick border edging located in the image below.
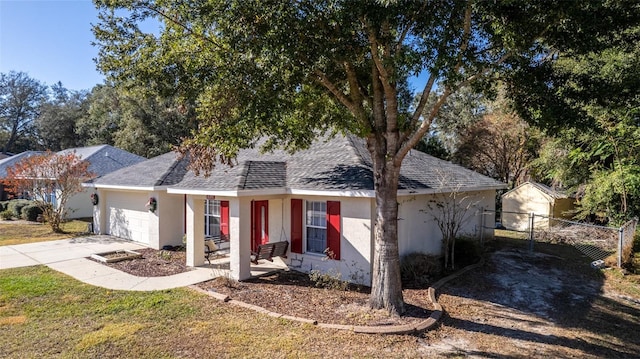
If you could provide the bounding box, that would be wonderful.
[188,259,484,335]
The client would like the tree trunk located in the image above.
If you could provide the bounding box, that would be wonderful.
[369,140,405,315]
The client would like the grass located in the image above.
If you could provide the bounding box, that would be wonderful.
[0,266,422,358]
[603,232,640,298]
[0,219,90,246]
[1,224,639,357]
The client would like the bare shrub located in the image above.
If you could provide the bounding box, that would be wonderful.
[400,253,442,288]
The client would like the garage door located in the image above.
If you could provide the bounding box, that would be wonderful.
[106,191,149,244]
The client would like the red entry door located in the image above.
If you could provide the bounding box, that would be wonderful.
[252,200,269,252]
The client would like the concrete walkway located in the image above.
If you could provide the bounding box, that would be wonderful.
[0,235,275,291]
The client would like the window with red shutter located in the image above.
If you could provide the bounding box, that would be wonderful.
[294,200,341,259]
[326,201,341,260]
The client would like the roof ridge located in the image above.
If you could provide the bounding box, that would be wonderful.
[155,152,186,186]
[345,134,371,168]
[238,161,252,190]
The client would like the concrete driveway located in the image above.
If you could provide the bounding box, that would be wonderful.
[0,235,217,290]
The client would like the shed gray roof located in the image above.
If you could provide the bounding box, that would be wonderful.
[58,145,146,178]
[506,181,572,199]
[94,134,505,193]
[0,151,43,178]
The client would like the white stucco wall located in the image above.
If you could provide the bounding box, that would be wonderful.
[64,188,93,219]
[286,196,373,285]
[156,192,185,248]
[397,190,495,258]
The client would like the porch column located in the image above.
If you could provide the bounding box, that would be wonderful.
[186,195,205,267]
[230,197,251,280]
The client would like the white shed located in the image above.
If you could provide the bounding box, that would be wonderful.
[501,182,575,231]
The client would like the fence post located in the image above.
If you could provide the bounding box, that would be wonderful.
[618,227,624,268]
[528,212,535,252]
[480,207,485,247]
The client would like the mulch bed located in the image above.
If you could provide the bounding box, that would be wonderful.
[90,248,191,277]
[197,270,435,326]
[91,247,436,326]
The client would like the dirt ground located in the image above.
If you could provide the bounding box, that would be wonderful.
[423,247,640,358]
[93,242,640,357]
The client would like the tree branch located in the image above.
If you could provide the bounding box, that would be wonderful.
[313,69,366,124]
[139,2,223,49]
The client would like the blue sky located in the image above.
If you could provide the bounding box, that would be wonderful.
[0,0,428,93]
[0,0,104,91]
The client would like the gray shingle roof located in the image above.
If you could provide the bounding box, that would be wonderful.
[58,145,146,178]
[91,134,505,192]
[92,151,189,187]
[516,181,572,199]
[0,151,43,178]
[170,134,504,193]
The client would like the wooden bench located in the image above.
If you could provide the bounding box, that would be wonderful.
[204,235,224,263]
[251,241,289,264]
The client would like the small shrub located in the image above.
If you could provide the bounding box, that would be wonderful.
[1,210,13,220]
[159,250,172,261]
[453,237,482,267]
[400,253,442,288]
[7,199,32,218]
[219,273,239,288]
[0,201,6,212]
[309,269,348,291]
[21,204,43,222]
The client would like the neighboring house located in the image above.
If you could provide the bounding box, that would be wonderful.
[0,151,43,201]
[86,134,505,284]
[501,181,576,231]
[56,145,146,219]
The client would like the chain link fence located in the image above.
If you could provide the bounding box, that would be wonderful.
[481,209,638,268]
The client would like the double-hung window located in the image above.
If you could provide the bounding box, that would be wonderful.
[291,199,341,259]
[306,201,327,254]
[204,199,221,238]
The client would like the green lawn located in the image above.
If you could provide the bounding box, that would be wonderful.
[0,266,421,358]
[0,220,89,246]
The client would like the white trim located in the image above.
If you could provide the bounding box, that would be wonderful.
[289,189,375,197]
[167,188,243,196]
[95,183,505,198]
[167,187,376,197]
[83,183,173,191]
[397,184,506,196]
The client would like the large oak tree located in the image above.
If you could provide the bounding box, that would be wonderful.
[93,0,631,315]
[0,71,48,154]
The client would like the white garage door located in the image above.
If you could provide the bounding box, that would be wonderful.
[106,191,149,244]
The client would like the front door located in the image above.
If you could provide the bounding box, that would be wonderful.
[252,200,269,252]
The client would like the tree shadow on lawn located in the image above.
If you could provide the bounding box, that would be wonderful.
[443,315,638,359]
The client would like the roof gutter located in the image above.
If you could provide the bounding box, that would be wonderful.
[82,183,173,192]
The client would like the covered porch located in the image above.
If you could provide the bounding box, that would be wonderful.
[181,195,289,281]
[204,254,289,279]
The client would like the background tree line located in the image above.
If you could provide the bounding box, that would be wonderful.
[0,71,196,158]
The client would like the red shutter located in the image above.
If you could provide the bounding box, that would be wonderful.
[291,199,303,253]
[326,201,341,260]
[220,200,230,242]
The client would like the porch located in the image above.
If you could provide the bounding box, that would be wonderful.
[205,253,289,279]
[184,196,286,282]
